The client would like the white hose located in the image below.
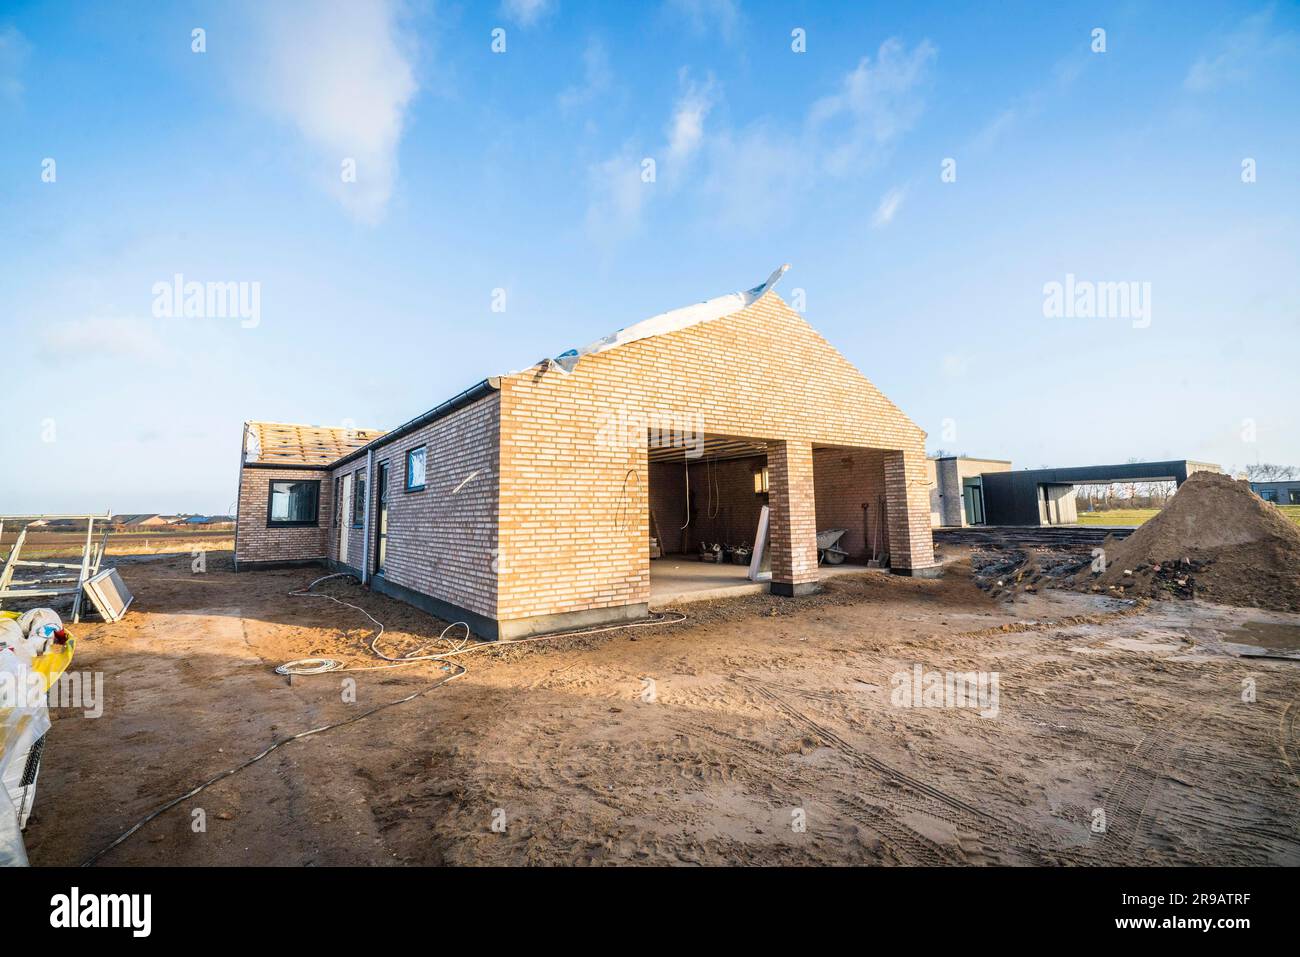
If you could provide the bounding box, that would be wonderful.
[278,573,472,674]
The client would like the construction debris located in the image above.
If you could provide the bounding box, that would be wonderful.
[0,514,114,623]
[972,548,1090,600]
[83,568,135,623]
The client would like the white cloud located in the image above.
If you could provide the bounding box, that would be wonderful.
[699,125,808,229]
[585,151,651,242]
[968,51,1088,154]
[810,38,937,174]
[500,0,554,28]
[0,25,30,105]
[871,186,906,228]
[248,0,418,224]
[40,317,169,361]
[584,70,716,239]
[559,37,612,112]
[1185,8,1298,92]
[666,0,742,42]
[583,36,935,239]
[665,70,715,164]
[941,354,969,378]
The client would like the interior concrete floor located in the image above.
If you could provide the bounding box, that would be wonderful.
[648,555,884,607]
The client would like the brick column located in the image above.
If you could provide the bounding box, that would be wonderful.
[768,440,820,596]
[884,448,939,576]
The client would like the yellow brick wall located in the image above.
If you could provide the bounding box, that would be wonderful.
[326,394,500,618]
[496,292,934,623]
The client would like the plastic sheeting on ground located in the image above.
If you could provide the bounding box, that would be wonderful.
[0,609,74,867]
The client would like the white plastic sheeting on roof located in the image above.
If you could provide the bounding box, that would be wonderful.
[544,264,790,375]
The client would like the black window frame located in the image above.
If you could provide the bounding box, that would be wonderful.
[405,446,427,492]
[352,469,367,528]
[1260,488,1278,503]
[1290,490,1300,505]
[266,479,321,528]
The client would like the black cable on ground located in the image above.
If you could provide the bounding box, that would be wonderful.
[81,663,465,867]
[80,573,686,866]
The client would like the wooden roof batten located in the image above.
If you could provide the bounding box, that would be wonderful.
[245,420,385,467]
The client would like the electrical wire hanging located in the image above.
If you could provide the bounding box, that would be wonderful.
[613,468,640,533]
[680,452,691,530]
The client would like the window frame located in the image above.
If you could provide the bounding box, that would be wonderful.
[352,469,367,528]
[266,479,321,528]
[405,446,427,492]
[1260,488,1278,503]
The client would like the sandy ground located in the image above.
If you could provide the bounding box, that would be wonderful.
[22,550,1300,866]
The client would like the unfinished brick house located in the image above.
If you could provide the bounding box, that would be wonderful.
[234,267,937,639]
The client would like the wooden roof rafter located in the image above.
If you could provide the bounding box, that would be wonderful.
[244,420,385,467]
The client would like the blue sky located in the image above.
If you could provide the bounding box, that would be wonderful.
[2,0,1297,513]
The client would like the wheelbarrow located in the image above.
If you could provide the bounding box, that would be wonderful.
[817,528,849,565]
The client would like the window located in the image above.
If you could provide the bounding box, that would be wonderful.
[1290,490,1300,505]
[406,446,427,491]
[267,480,320,527]
[753,465,770,495]
[352,471,367,527]
[1260,488,1278,503]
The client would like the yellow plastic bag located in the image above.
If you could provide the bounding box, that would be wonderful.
[29,638,75,694]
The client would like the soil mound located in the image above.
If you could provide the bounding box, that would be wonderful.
[1078,471,1300,611]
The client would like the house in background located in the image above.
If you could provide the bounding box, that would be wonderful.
[1251,480,1300,505]
[980,461,1220,526]
[234,269,939,639]
[183,515,234,526]
[111,514,170,528]
[925,459,1223,527]
[925,455,1013,527]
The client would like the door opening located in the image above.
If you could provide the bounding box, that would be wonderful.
[375,462,389,575]
[338,473,352,564]
[963,480,985,525]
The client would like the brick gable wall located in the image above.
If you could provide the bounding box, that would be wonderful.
[496,292,934,624]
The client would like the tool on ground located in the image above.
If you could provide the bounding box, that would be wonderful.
[817,528,849,565]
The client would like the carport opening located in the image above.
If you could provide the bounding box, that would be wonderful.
[645,433,780,605]
[812,445,889,566]
[1072,478,1177,524]
[647,434,770,569]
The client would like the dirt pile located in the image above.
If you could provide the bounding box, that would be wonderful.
[1079,471,1300,611]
